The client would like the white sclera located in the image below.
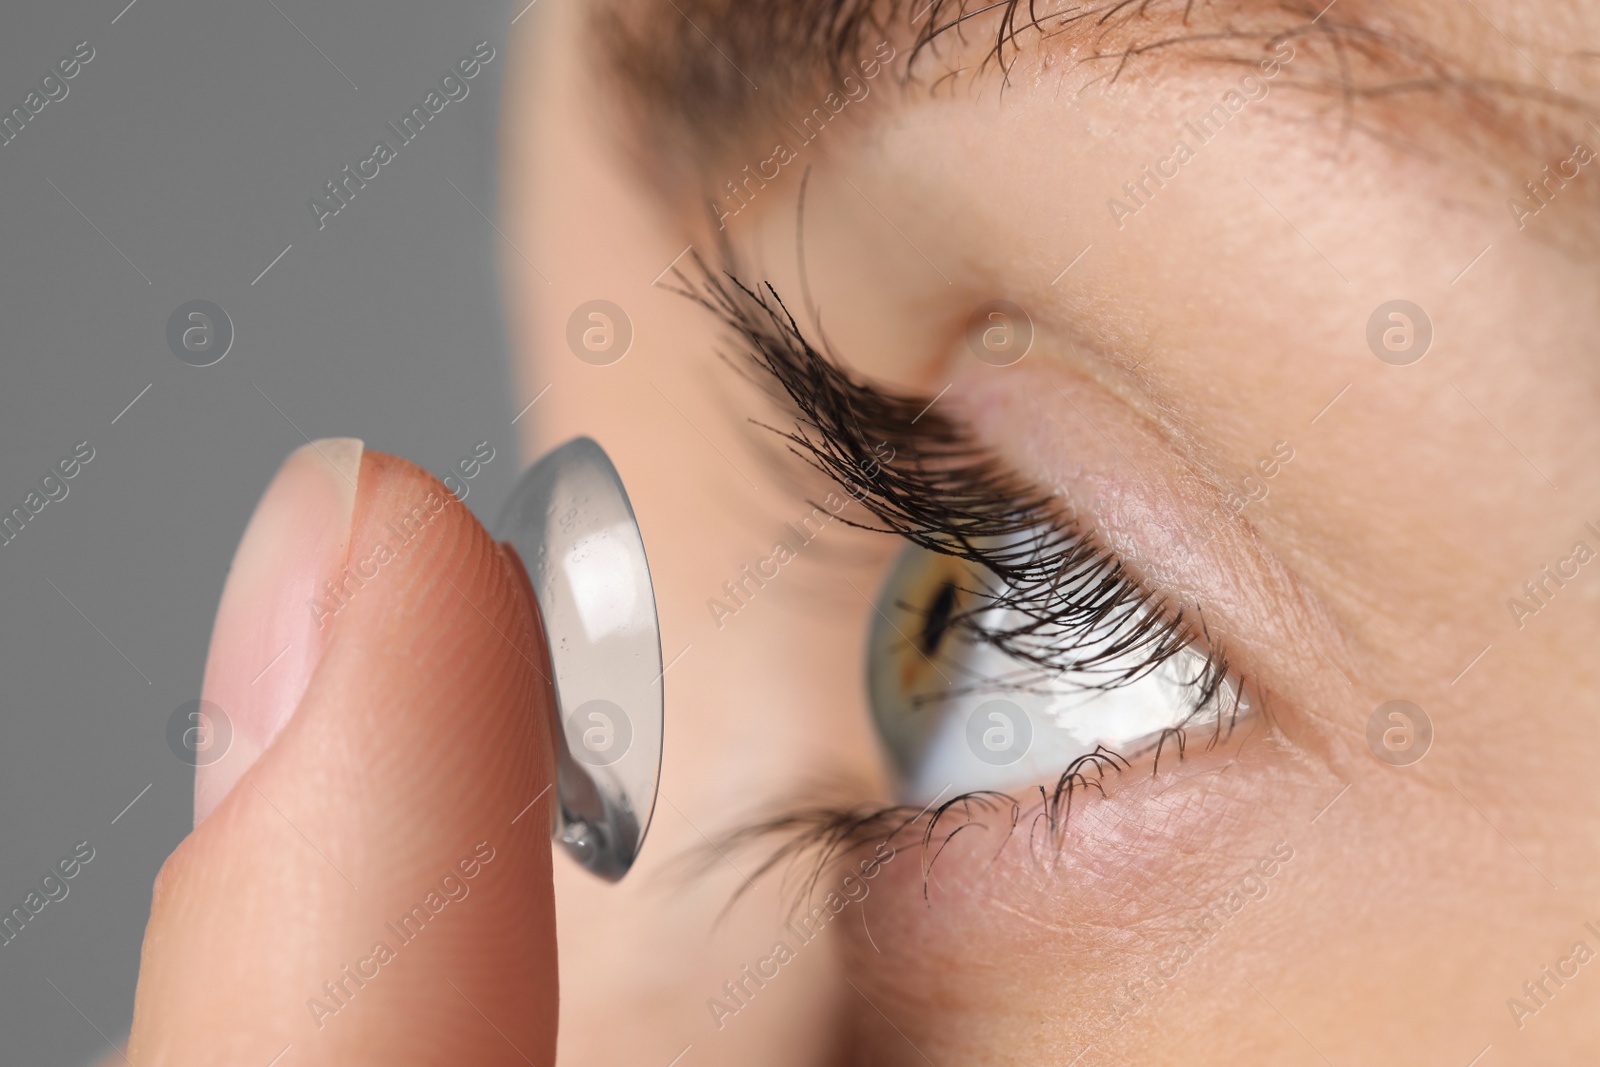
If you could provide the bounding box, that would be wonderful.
[496,437,663,880]
[867,543,1240,805]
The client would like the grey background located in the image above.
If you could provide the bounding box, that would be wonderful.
[0,1,533,1061]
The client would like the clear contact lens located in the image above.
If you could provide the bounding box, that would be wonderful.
[497,437,663,881]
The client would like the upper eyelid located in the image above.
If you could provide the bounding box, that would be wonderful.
[708,150,1373,720]
[679,252,1241,706]
[678,249,1360,738]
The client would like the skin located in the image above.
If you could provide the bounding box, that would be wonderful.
[503,0,1600,1064]
[122,1,1598,1064]
[125,451,561,1065]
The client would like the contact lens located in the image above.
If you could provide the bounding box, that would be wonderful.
[496,437,663,881]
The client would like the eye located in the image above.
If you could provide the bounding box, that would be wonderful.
[680,260,1256,810]
[867,541,1249,805]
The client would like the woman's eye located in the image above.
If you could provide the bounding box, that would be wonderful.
[866,541,1250,804]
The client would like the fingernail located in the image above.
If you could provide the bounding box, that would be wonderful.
[194,438,363,826]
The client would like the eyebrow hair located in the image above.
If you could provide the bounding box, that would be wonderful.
[592,0,1596,217]
[591,0,895,194]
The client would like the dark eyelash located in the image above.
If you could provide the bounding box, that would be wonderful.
[667,254,1246,899]
[677,255,1236,708]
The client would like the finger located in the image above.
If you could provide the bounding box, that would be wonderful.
[127,443,558,1066]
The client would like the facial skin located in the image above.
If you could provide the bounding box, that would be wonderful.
[502,1,1600,1064]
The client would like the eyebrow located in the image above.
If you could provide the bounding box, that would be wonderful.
[591,0,891,193]
[593,0,1593,210]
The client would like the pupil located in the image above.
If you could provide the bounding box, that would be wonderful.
[919,579,958,658]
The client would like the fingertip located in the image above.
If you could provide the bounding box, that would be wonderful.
[133,448,560,1066]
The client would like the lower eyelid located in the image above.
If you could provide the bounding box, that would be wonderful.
[839,729,1321,950]
[791,725,1339,1064]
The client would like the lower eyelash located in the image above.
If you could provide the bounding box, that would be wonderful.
[671,256,1250,892]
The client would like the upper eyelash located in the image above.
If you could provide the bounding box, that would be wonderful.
[679,256,1239,722]
[669,255,1248,894]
